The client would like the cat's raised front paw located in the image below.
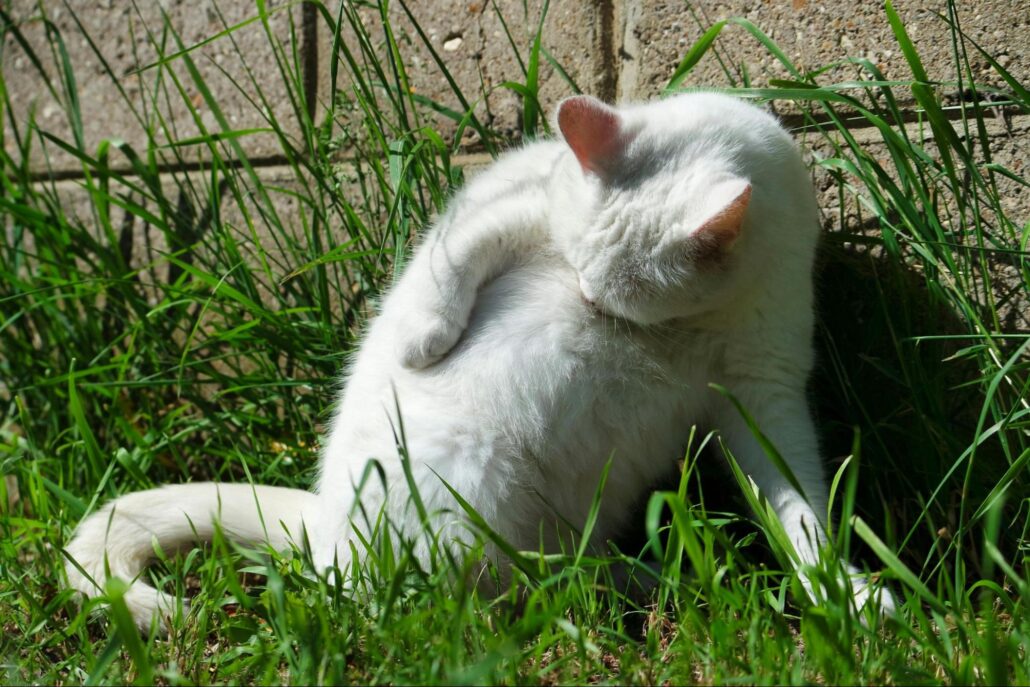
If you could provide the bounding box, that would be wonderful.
[398,314,465,369]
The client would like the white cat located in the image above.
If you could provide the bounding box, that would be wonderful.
[65,92,892,632]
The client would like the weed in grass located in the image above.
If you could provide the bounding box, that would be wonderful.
[1,0,1028,684]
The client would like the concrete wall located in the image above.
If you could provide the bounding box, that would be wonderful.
[4,1,1028,242]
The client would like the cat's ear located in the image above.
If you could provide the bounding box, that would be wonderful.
[557,96,629,177]
[693,181,752,251]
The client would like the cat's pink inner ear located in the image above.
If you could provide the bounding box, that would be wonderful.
[558,96,624,176]
[696,184,752,249]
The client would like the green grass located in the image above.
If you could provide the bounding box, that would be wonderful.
[1,0,1028,683]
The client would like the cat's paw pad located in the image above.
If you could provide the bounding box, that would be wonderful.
[398,315,465,369]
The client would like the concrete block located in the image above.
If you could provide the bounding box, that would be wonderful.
[318,1,612,147]
[809,113,1028,225]
[3,0,312,172]
[620,1,1030,104]
[805,113,1029,329]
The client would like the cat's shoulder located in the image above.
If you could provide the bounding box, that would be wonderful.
[473,139,565,178]
[454,139,567,205]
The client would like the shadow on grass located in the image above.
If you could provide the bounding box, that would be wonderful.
[813,236,1014,575]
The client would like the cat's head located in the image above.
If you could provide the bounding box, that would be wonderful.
[549,93,803,325]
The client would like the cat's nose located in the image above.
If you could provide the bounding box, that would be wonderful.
[578,277,597,306]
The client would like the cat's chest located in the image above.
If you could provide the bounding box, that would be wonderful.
[466,259,716,453]
[549,324,712,448]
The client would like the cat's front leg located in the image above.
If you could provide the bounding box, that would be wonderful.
[394,198,547,369]
[391,220,494,368]
[394,256,476,369]
[714,387,829,566]
[713,384,895,616]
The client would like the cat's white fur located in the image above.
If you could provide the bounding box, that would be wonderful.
[65,93,892,631]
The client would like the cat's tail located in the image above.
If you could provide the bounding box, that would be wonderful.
[63,482,316,633]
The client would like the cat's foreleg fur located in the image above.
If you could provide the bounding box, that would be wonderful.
[392,224,485,369]
[714,385,896,616]
[394,182,549,369]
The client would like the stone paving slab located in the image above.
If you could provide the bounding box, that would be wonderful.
[620,0,1029,104]
[809,112,1029,230]
[317,0,611,147]
[807,112,1029,330]
[3,0,311,173]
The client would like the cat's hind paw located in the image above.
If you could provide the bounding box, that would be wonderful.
[398,314,465,369]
